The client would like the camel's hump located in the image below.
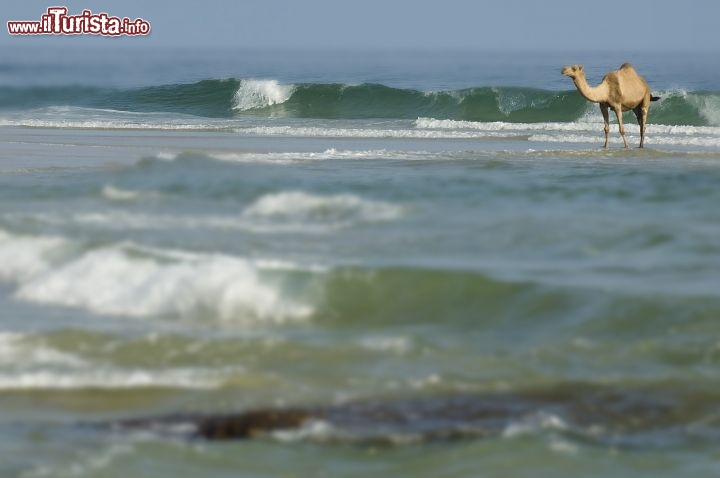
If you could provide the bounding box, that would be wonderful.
[619,62,635,70]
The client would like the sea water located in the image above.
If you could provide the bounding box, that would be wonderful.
[1,46,720,477]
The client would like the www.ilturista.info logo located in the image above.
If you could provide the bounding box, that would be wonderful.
[7,7,150,36]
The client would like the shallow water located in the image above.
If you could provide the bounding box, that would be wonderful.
[1,48,720,477]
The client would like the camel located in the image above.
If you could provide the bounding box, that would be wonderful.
[561,63,660,148]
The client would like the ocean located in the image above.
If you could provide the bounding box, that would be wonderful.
[1,46,720,477]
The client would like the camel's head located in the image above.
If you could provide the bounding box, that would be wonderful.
[561,64,584,79]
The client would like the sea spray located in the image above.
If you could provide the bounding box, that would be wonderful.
[232,79,295,111]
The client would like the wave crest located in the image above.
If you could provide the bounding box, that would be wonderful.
[242,191,404,224]
[17,244,312,323]
[0,230,313,323]
[232,79,294,111]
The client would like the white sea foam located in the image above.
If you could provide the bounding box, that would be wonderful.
[235,121,720,147]
[16,243,313,323]
[102,185,140,201]
[0,229,313,322]
[242,191,404,224]
[232,79,295,111]
[205,148,412,163]
[79,211,305,232]
[5,107,717,149]
[7,117,716,147]
[142,149,441,166]
[12,208,380,235]
[236,125,514,139]
[416,117,598,132]
[101,185,160,201]
[416,117,720,135]
[0,330,241,391]
[0,105,234,131]
[0,117,218,130]
[0,367,223,390]
[0,230,68,282]
[155,151,179,161]
[528,133,720,147]
[271,419,338,443]
[502,411,569,439]
[13,189,404,234]
[416,117,720,147]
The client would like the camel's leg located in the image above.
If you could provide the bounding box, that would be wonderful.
[637,99,650,148]
[600,103,610,148]
[613,105,629,148]
[633,106,646,148]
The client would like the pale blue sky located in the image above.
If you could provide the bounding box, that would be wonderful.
[3,0,718,51]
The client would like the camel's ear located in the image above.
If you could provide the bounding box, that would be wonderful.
[577,65,583,72]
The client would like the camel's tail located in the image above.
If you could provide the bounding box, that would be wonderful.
[651,95,661,102]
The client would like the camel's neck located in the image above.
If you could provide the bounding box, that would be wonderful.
[572,74,608,103]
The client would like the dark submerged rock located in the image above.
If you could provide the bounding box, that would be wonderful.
[108,385,720,446]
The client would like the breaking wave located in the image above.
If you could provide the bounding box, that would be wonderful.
[232,79,295,111]
[2,225,720,330]
[0,229,314,324]
[2,79,719,125]
[242,191,404,224]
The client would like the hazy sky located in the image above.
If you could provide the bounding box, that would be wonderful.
[3,0,719,51]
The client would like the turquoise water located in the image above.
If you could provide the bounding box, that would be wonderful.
[1,47,720,477]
